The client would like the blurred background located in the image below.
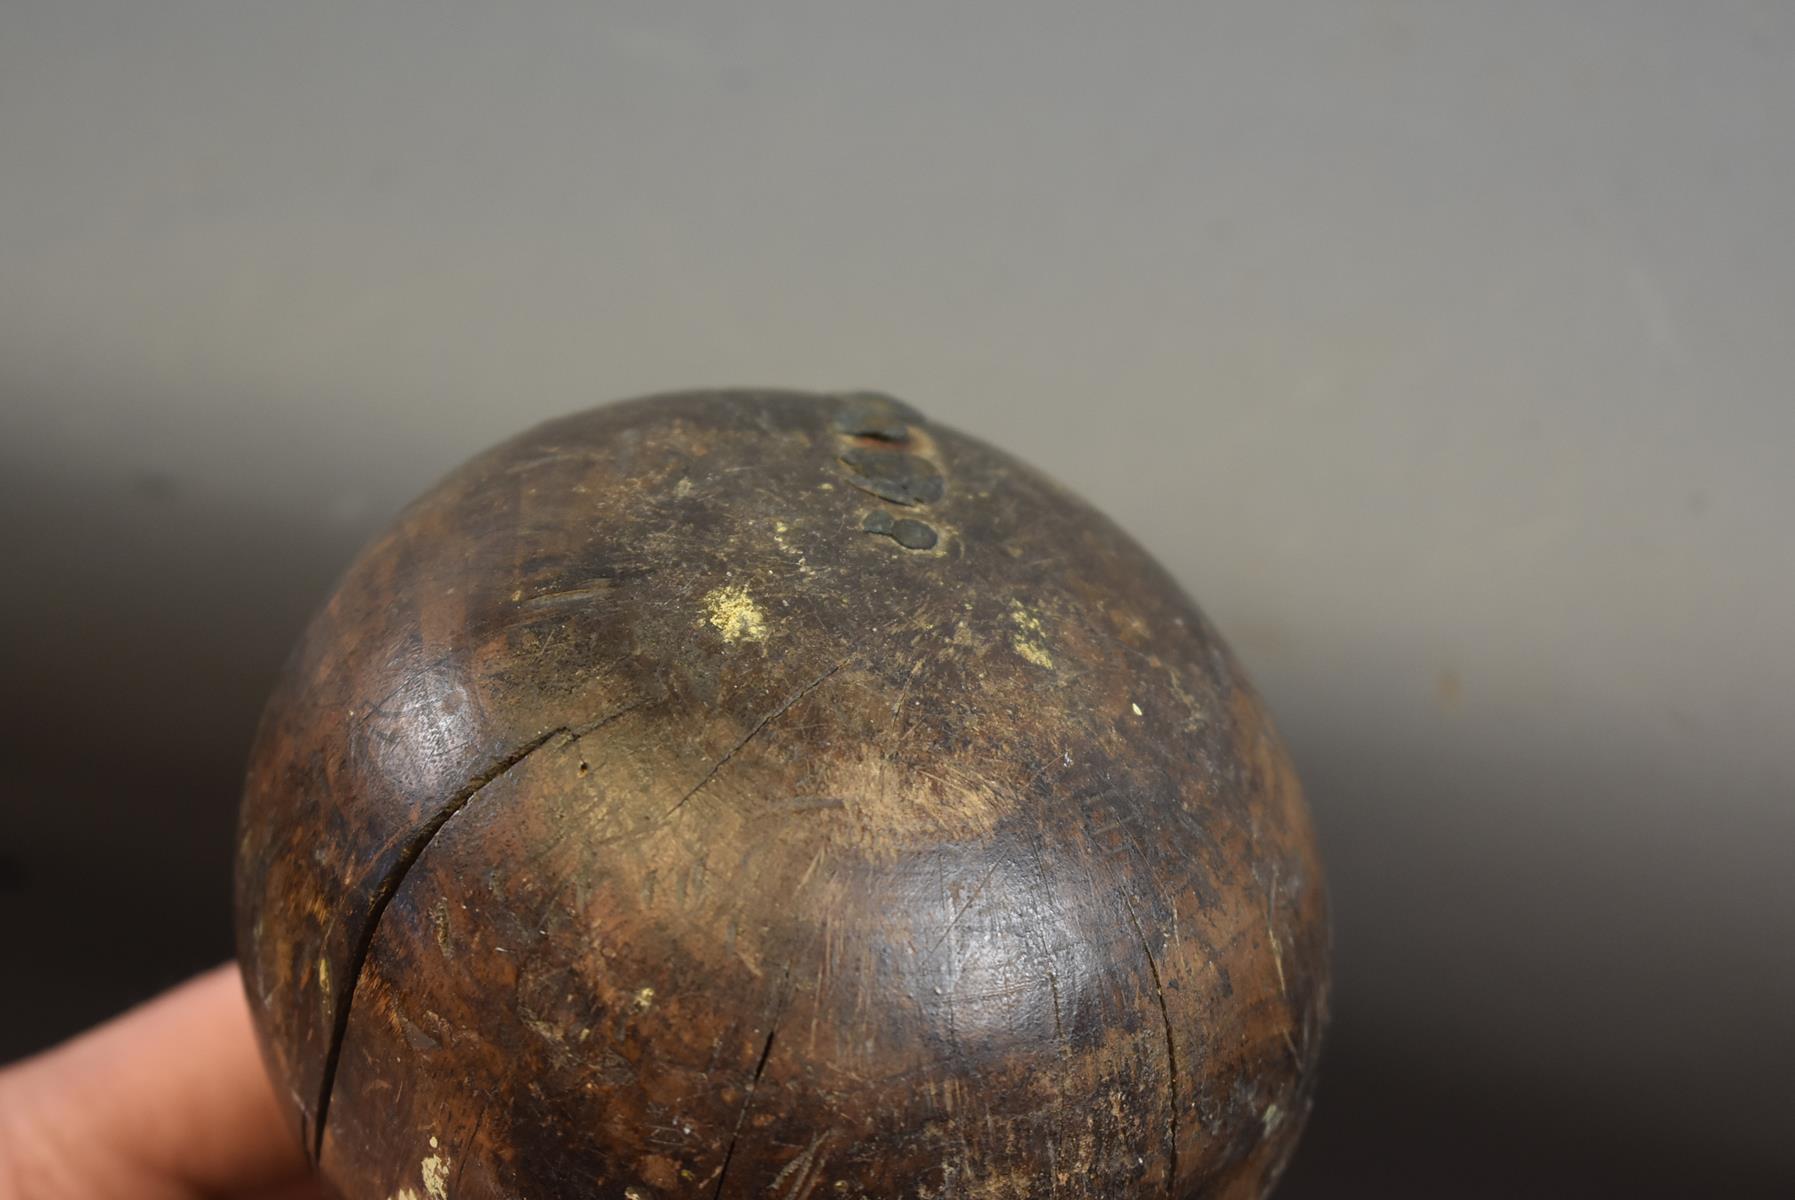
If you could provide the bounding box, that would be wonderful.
[2,2,1791,1195]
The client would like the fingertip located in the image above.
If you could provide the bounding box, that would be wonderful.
[0,964,312,1198]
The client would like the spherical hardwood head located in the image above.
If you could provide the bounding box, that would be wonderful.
[236,390,1327,1200]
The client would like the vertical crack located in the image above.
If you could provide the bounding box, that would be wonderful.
[710,959,796,1200]
[712,1025,779,1200]
[1123,894,1180,1199]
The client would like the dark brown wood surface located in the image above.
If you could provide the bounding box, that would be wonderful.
[235,390,1328,1199]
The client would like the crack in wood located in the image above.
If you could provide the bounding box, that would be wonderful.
[311,697,654,1159]
[711,1022,780,1200]
[1124,894,1180,1200]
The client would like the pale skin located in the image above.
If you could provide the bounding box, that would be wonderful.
[0,965,326,1200]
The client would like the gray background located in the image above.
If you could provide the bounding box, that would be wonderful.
[3,2,1791,1195]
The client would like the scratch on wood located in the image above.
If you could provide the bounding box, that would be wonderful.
[921,857,1003,960]
[667,650,857,818]
[521,581,617,607]
[1266,867,1300,1066]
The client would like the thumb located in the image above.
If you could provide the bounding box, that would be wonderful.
[0,963,321,1200]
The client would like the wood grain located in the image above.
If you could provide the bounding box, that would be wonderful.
[235,390,1328,1199]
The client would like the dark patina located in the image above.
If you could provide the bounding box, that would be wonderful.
[236,389,1328,1200]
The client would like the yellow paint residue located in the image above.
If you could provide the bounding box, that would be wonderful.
[1008,602,1055,669]
[420,1143,451,1200]
[769,519,810,571]
[702,584,768,643]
